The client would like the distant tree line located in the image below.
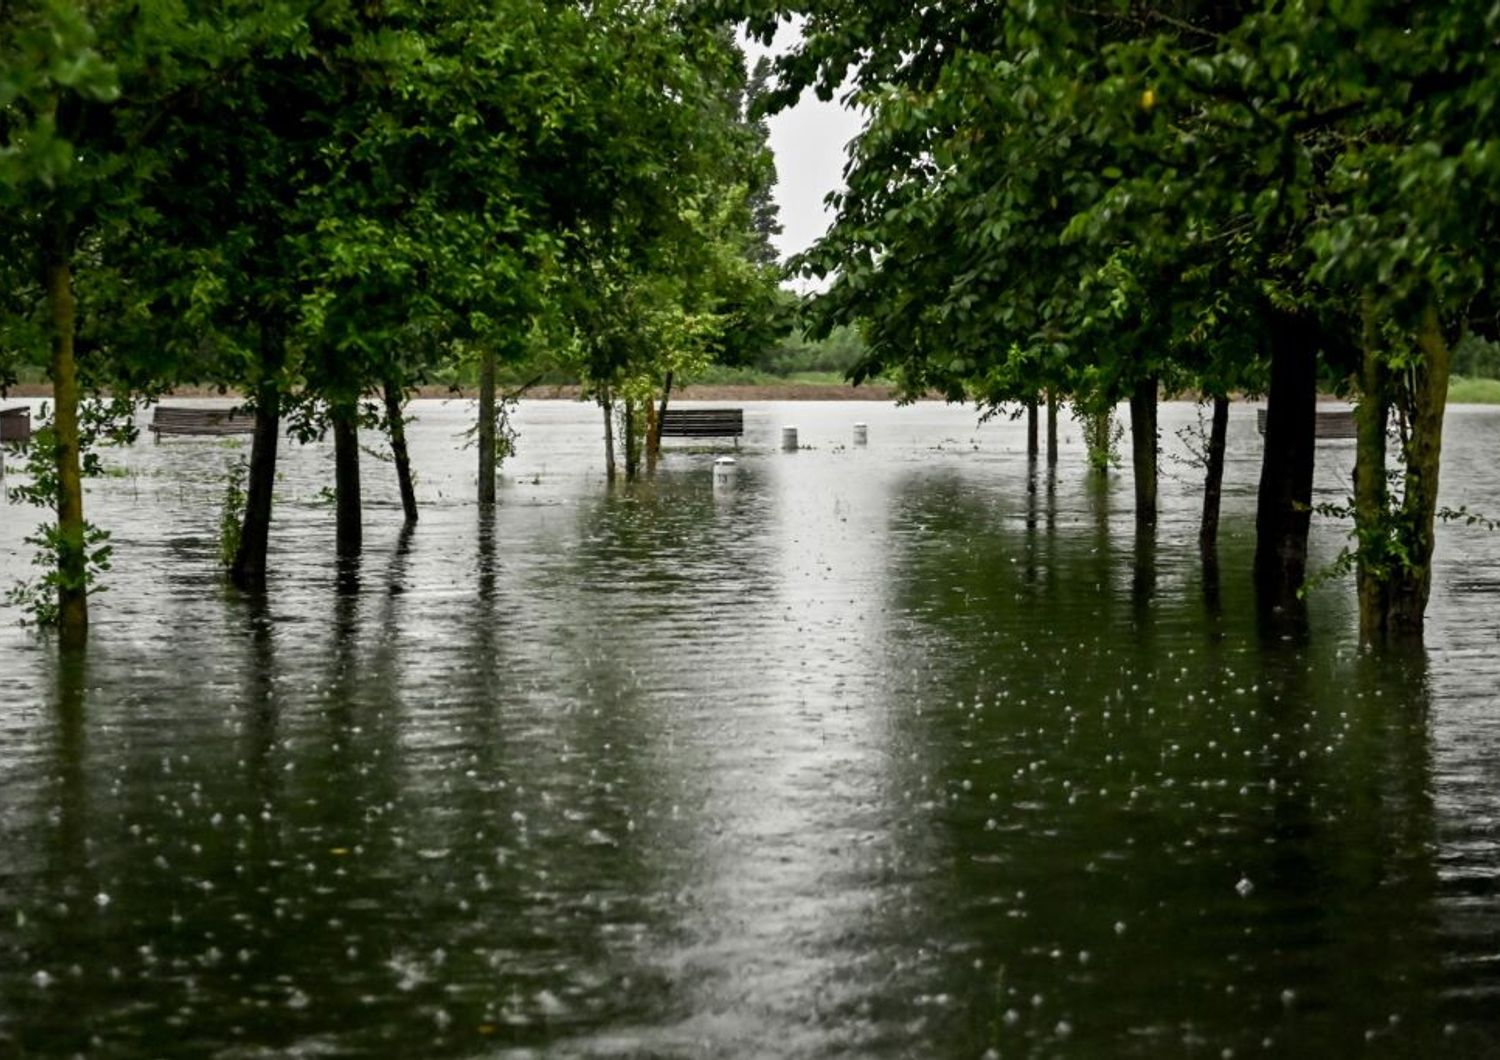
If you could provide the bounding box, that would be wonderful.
[439,295,868,386]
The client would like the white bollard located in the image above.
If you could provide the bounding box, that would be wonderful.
[853,422,868,446]
[781,426,798,451]
[713,456,737,486]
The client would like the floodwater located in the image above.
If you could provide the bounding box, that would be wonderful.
[1,398,1498,1058]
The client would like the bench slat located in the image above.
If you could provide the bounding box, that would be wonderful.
[151,407,257,435]
[659,408,743,439]
[1256,407,1357,439]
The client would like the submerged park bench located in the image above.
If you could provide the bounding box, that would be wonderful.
[150,406,257,437]
[658,408,744,444]
[0,405,30,444]
[0,406,29,479]
[1256,407,1356,439]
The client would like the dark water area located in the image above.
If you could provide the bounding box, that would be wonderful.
[1,399,1498,1057]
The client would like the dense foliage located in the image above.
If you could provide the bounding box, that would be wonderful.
[2,0,785,633]
[738,0,1500,638]
[7,0,1497,644]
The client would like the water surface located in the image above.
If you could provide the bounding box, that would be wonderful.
[1,399,1498,1056]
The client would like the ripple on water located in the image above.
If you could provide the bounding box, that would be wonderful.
[0,399,1499,1056]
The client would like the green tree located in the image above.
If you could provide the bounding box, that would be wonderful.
[132,3,340,589]
[743,56,784,267]
[740,0,1493,636]
[0,0,217,640]
[555,20,784,480]
[149,0,571,565]
[1284,1,1500,638]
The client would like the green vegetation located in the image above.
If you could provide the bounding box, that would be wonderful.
[217,459,247,569]
[749,319,868,378]
[1453,337,1500,383]
[2,0,786,634]
[741,0,1500,641]
[3,422,115,627]
[1447,377,1500,405]
[443,317,870,390]
[5,0,1500,647]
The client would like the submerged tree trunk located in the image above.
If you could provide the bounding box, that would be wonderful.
[1388,304,1451,635]
[649,370,673,464]
[1046,392,1058,466]
[1353,309,1389,640]
[1026,398,1039,459]
[1129,377,1158,529]
[1083,407,1112,473]
[644,392,658,470]
[232,322,284,592]
[44,236,87,647]
[1200,395,1230,553]
[384,378,418,524]
[623,399,640,481]
[477,344,496,506]
[601,388,616,482]
[332,401,362,558]
[1255,309,1318,606]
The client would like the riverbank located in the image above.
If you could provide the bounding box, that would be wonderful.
[10,377,1500,403]
[4,381,913,402]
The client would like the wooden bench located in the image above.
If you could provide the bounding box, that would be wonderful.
[1257,408,1356,439]
[150,406,257,436]
[659,408,744,443]
[0,406,30,443]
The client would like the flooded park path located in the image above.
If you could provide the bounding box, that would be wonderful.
[2,399,1499,1056]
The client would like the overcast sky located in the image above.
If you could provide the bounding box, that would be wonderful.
[741,26,864,264]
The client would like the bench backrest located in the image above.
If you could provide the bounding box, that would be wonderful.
[153,406,247,421]
[659,408,744,436]
[1255,407,1356,439]
[0,406,30,442]
[151,406,256,434]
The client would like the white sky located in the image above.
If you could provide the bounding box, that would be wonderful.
[741,25,864,264]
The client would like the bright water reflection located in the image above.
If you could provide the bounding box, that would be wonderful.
[0,399,1498,1056]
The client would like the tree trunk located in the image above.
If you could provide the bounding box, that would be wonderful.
[649,370,674,463]
[1084,407,1112,473]
[1129,377,1158,529]
[1387,304,1451,635]
[644,392,658,471]
[231,322,283,592]
[332,401,362,557]
[477,344,496,506]
[1354,301,1390,641]
[383,378,418,524]
[1026,398,1039,459]
[1200,394,1229,553]
[624,399,640,481]
[1046,392,1058,467]
[1202,545,1223,622]
[44,237,87,647]
[1254,309,1318,606]
[601,388,616,482]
